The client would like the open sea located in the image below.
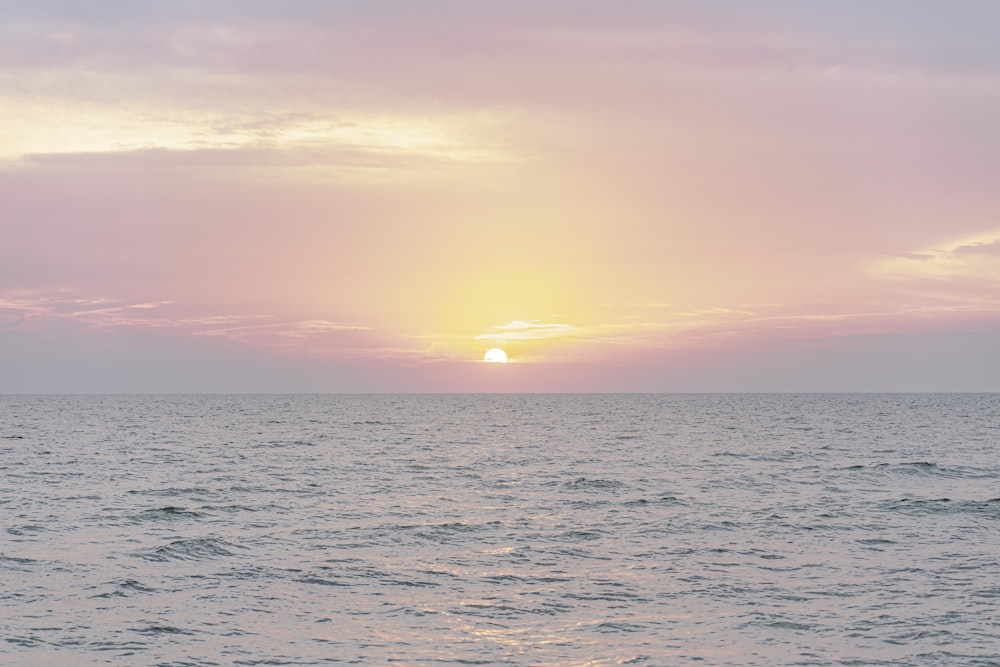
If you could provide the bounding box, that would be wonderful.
[1,393,998,666]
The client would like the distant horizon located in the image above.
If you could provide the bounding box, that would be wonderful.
[3,1,999,393]
[5,390,998,396]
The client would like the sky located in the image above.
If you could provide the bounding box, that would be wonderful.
[2,0,999,392]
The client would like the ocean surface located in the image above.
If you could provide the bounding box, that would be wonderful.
[1,394,998,666]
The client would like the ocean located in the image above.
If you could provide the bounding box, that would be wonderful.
[1,393,998,666]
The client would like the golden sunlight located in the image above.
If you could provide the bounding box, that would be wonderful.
[483,348,508,363]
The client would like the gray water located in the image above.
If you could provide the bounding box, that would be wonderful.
[1,394,998,666]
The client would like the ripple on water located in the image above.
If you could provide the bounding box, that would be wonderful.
[0,393,997,666]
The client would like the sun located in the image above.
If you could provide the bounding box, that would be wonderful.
[483,348,508,363]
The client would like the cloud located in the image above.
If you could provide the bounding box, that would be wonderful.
[470,311,778,355]
[875,231,1000,290]
[4,99,514,167]
[489,296,1000,361]
[952,239,1000,258]
[475,320,577,343]
[194,319,370,348]
[0,289,428,360]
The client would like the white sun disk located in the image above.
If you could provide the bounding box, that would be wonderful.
[484,348,508,363]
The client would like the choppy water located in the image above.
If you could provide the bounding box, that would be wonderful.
[1,394,998,666]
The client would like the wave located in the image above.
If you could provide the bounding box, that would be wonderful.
[882,497,1000,517]
[132,506,207,522]
[91,578,158,599]
[564,477,626,490]
[841,461,991,479]
[132,537,242,562]
[0,554,38,572]
[131,624,196,636]
[296,575,351,587]
[624,495,686,506]
[127,487,214,497]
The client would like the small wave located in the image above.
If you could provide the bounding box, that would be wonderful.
[382,577,440,588]
[132,624,196,636]
[88,640,149,652]
[91,578,158,598]
[534,546,612,561]
[425,520,500,533]
[127,487,213,497]
[132,537,241,562]
[970,586,1000,599]
[701,520,741,531]
[257,438,315,448]
[882,497,1000,517]
[5,636,41,648]
[767,620,815,631]
[840,461,980,479]
[382,520,504,544]
[883,497,951,511]
[345,564,441,588]
[881,461,937,470]
[0,554,38,571]
[846,461,940,471]
[296,576,350,587]
[481,573,528,584]
[590,621,645,633]
[566,590,646,603]
[133,506,207,522]
[561,529,605,541]
[199,504,260,513]
[564,477,626,490]
[624,494,685,507]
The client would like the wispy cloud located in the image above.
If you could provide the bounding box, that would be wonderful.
[475,320,577,344]
[874,231,1000,303]
[952,239,1000,258]
[0,289,434,361]
[469,291,1000,361]
[193,319,372,354]
[5,106,515,169]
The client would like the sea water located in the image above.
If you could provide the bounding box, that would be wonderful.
[1,394,998,666]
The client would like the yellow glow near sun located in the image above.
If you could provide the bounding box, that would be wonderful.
[483,348,508,363]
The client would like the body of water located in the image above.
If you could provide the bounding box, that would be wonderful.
[1,394,998,665]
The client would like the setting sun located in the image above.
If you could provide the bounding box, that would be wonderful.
[483,348,508,363]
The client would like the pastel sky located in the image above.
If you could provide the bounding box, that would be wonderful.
[3,1,999,392]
